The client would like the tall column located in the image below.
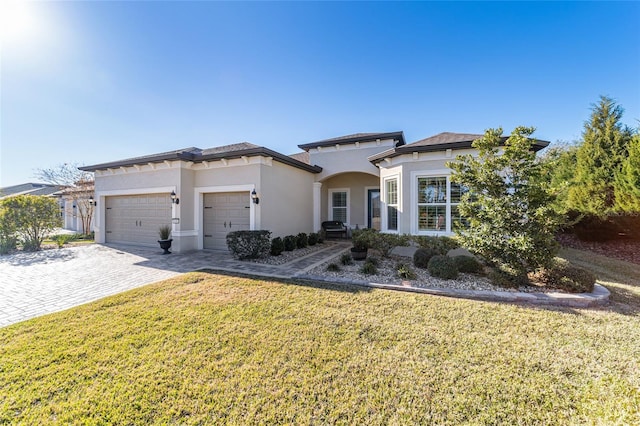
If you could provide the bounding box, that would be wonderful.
[313,182,322,232]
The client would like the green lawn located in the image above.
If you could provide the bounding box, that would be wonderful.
[1,250,639,424]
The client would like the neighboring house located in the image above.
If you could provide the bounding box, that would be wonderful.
[59,183,96,234]
[80,132,548,253]
[0,183,66,199]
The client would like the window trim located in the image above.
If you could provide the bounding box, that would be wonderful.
[382,175,400,233]
[411,169,455,236]
[328,188,350,225]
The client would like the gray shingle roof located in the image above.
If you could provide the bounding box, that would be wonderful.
[0,183,66,199]
[298,131,405,150]
[288,151,310,164]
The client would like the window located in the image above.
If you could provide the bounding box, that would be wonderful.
[329,190,348,223]
[416,176,468,232]
[385,178,398,231]
[450,182,469,230]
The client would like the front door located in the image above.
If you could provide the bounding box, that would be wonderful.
[367,189,381,230]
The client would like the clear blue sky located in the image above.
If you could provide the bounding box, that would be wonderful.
[1,1,639,187]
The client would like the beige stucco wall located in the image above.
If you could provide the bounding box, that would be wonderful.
[308,139,395,181]
[321,172,379,229]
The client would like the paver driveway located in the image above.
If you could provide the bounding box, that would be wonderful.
[0,244,225,328]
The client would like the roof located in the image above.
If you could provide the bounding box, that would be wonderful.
[298,131,405,150]
[79,142,322,173]
[288,151,310,165]
[0,183,67,199]
[369,131,550,163]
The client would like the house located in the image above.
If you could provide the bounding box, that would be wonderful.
[0,183,66,199]
[79,132,549,252]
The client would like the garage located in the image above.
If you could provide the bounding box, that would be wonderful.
[105,194,172,247]
[203,192,251,250]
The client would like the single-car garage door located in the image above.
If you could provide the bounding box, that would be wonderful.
[105,194,172,247]
[203,192,250,250]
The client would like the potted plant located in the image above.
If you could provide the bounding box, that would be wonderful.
[158,225,172,254]
[350,229,370,261]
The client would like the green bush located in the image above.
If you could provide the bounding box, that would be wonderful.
[412,236,460,255]
[530,258,596,293]
[370,232,410,258]
[365,257,379,267]
[351,228,376,251]
[340,253,353,265]
[51,234,76,249]
[0,195,61,252]
[453,255,483,273]
[413,247,438,269]
[427,255,459,280]
[296,233,308,249]
[308,233,318,246]
[396,262,417,280]
[488,269,520,289]
[0,207,17,255]
[226,230,272,260]
[326,263,341,272]
[270,237,284,256]
[283,235,296,251]
[360,262,378,275]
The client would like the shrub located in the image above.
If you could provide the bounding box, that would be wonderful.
[226,230,272,260]
[340,253,353,265]
[283,235,296,251]
[0,195,61,252]
[365,257,379,267]
[0,207,17,255]
[396,262,417,280]
[317,230,326,243]
[270,237,284,256]
[158,225,171,240]
[427,255,459,280]
[530,258,596,293]
[296,233,308,249]
[351,228,376,251]
[308,233,318,246]
[413,248,438,269]
[412,236,460,255]
[360,262,378,275]
[326,263,341,272]
[488,269,520,289]
[51,234,76,249]
[370,233,410,258]
[453,255,483,273]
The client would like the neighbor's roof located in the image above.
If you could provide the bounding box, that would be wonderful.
[0,183,67,199]
[368,132,550,163]
[288,151,310,165]
[298,131,406,150]
[79,142,322,173]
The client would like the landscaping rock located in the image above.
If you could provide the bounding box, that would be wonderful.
[390,245,419,258]
[447,247,477,259]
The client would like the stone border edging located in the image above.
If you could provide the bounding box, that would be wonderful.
[295,273,610,308]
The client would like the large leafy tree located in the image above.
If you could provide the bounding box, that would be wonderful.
[447,127,561,280]
[0,195,61,251]
[614,133,640,212]
[567,96,634,215]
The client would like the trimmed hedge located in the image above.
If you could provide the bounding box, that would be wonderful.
[308,233,318,246]
[427,255,459,280]
[412,235,460,255]
[413,248,438,269]
[453,255,483,273]
[283,235,296,251]
[270,237,284,256]
[296,233,308,249]
[226,230,271,260]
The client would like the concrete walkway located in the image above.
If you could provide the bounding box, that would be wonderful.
[1,242,608,328]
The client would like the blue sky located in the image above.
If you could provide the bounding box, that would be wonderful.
[1,1,639,187]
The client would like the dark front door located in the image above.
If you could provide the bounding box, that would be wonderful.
[367,189,381,230]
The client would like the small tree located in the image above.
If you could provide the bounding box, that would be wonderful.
[614,134,640,213]
[35,163,95,235]
[1,195,61,251]
[447,127,561,280]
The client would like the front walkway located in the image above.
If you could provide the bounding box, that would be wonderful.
[0,243,350,328]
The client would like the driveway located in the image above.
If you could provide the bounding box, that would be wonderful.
[0,244,229,328]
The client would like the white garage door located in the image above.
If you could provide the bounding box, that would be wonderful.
[105,194,172,247]
[203,192,251,250]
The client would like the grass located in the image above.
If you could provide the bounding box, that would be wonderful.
[1,251,639,424]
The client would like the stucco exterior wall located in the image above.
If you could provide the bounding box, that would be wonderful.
[308,139,395,181]
[260,162,315,237]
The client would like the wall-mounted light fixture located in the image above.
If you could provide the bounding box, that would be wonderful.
[89,196,97,207]
[170,190,180,205]
[251,189,259,205]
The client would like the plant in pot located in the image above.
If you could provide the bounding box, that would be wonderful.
[350,229,370,261]
[158,225,172,254]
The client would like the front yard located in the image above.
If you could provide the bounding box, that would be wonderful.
[1,249,638,424]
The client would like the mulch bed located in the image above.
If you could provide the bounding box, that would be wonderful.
[557,233,640,265]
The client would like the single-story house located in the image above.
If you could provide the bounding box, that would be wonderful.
[80,131,549,252]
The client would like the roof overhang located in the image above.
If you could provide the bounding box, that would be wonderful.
[298,131,405,151]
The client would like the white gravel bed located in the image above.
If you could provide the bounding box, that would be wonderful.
[247,242,340,266]
[307,253,558,293]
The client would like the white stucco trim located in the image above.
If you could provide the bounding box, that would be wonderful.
[410,170,454,236]
[327,188,350,226]
[313,182,322,232]
[193,184,257,250]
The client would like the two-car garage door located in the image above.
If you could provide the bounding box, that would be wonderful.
[105,194,172,247]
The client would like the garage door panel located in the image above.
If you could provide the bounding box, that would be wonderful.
[203,192,251,250]
[105,194,172,247]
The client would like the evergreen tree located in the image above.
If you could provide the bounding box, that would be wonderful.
[538,143,578,215]
[567,96,633,215]
[447,127,561,280]
[614,133,640,212]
